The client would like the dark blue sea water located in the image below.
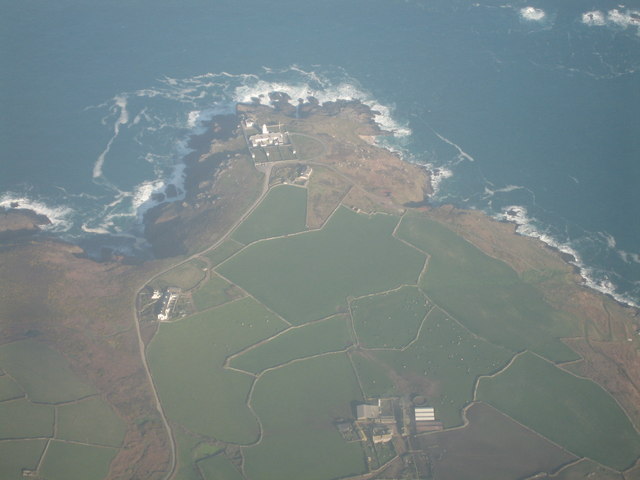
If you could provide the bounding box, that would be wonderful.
[2,0,639,306]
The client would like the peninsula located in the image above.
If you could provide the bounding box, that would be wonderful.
[1,96,639,480]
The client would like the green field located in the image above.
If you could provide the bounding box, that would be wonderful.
[372,309,512,427]
[56,396,126,447]
[0,375,23,401]
[230,314,353,374]
[351,286,428,348]
[148,297,288,444]
[290,133,325,159]
[219,207,425,324]
[198,453,244,480]
[349,352,395,397]
[231,184,308,245]
[477,352,640,470]
[244,353,366,480]
[151,259,207,291]
[192,273,245,311]
[39,440,118,480]
[397,213,581,362]
[418,403,577,480]
[203,239,244,266]
[0,340,96,403]
[0,439,47,479]
[0,398,54,439]
[551,459,623,480]
[171,429,223,480]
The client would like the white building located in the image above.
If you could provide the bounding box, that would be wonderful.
[414,407,436,422]
[249,124,287,147]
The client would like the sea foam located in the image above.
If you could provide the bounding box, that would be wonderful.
[0,193,73,232]
[496,205,639,308]
[520,7,546,22]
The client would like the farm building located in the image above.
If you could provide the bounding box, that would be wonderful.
[357,403,381,420]
[414,407,435,422]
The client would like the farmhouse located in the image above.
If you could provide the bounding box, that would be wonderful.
[357,403,381,420]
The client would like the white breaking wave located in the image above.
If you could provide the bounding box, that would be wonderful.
[581,8,640,31]
[520,7,546,22]
[496,205,639,308]
[232,70,412,137]
[0,193,73,232]
[424,164,453,196]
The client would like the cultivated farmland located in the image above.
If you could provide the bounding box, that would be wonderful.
[371,308,512,427]
[231,184,308,245]
[0,398,53,439]
[397,213,581,362]
[147,297,288,443]
[351,286,428,349]
[56,396,126,447]
[39,441,118,480]
[230,314,353,374]
[0,340,96,403]
[243,353,366,480]
[418,402,577,480]
[219,207,425,324]
[197,454,244,480]
[477,352,640,470]
[192,273,244,311]
[0,439,47,479]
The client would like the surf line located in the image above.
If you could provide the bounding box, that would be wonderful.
[431,129,475,162]
[412,115,475,163]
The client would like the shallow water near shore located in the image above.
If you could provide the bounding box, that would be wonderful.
[1,0,639,305]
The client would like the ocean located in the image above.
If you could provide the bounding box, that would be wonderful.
[1,0,639,306]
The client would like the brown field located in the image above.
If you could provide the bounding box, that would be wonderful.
[417,402,577,480]
[306,166,352,229]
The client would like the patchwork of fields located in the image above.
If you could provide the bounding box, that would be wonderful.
[0,340,125,480]
[145,174,640,480]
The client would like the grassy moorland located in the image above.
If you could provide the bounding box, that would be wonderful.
[147,297,288,444]
[218,207,425,324]
[231,184,308,245]
[397,212,581,363]
[0,340,96,403]
[243,353,366,480]
[230,314,353,374]
[477,352,640,470]
[351,286,428,349]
